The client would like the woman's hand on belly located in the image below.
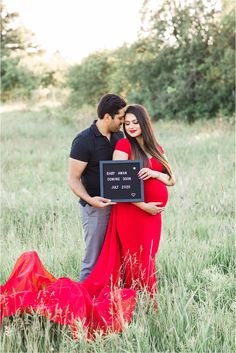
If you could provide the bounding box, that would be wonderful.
[137,202,165,215]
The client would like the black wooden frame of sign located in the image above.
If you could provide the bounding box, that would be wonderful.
[99,160,144,202]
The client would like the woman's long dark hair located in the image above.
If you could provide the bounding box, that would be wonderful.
[124,104,173,178]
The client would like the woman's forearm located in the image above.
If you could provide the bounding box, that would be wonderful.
[131,202,146,210]
[153,171,176,186]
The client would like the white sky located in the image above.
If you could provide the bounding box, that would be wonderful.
[5,0,144,63]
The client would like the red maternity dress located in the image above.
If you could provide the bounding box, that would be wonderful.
[0,138,168,337]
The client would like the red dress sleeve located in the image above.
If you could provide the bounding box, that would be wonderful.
[157,143,165,154]
[115,138,164,157]
[114,138,131,158]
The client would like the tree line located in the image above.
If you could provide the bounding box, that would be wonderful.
[1,3,67,102]
[1,0,234,122]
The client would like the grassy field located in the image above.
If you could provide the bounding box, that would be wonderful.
[0,104,235,353]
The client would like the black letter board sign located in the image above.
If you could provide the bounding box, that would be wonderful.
[99,160,144,202]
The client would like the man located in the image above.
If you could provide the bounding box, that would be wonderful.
[68,93,127,282]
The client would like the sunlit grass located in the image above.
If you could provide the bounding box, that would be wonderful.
[1,105,235,353]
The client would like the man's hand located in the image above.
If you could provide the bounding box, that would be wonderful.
[142,202,165,215]
[89,196,116,208]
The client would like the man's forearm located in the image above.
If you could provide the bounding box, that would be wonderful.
[68,177,92,204]
[68,177,113,208]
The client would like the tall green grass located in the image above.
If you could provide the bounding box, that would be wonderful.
[1,106,235,353]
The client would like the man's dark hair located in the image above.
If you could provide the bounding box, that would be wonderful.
[97,94,126,119]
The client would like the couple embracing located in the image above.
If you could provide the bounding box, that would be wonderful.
[1,93,175,336]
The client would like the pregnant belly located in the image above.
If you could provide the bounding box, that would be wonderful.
[144,179,168,206]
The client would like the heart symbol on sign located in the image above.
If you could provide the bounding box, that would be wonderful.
[131,193,136,197]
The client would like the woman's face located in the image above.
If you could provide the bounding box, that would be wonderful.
[124,113,142,138]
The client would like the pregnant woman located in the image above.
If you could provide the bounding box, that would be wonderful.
[1,104,175,337]
[113,104,175,295]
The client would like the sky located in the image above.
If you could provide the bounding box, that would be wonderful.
[5,0,144,64]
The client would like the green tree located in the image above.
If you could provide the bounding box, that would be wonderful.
[67,51,114,107]
[1,2,41,100]
[126,0,235,121]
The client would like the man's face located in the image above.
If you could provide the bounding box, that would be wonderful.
[108,107,126,132]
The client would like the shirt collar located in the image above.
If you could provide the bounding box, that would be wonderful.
[91,120,102,137]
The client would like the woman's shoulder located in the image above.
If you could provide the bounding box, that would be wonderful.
[115,138,131,153]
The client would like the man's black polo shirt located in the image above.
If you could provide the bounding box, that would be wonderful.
[70,120,123,206]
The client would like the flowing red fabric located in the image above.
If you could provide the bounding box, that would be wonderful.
[1,138,168,337]
[0,208,136,337]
